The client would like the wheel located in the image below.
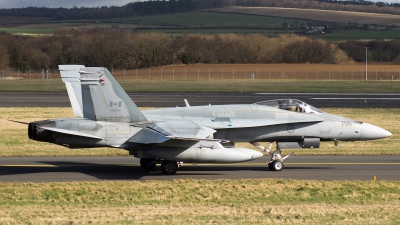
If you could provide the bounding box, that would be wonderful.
[268,162,274,171]
[161,160,178,175]
[140,158,156,170]
[270,160,284,171]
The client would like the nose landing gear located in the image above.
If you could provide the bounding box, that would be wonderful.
[251,142,292,172]
[269,160,284,171]
[268,149,291,171]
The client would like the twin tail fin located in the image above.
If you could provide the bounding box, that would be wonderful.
[59,65,147,123]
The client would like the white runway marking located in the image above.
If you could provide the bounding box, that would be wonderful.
[311,98,400,100]
[255,93,400,96]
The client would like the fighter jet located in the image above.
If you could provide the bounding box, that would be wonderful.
[27,65,392,175]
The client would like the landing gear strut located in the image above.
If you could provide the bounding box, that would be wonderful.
[251,142,292,172]
[140,158,156,170]
[268,149,289,171]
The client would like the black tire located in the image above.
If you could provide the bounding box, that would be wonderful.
[268,162,274,171]
[161,160,178,175]
[140,158,156,170]
[270,160,284,171]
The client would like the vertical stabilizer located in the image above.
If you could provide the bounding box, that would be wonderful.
[59,65,84,117]
[79,67,147,123]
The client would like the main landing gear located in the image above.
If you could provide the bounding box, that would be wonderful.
[161,161,179,175]
[251,142,292,172]
[139,158,183,175]
[140,158,156,170]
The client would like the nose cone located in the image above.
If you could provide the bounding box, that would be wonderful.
[360,123,392,140]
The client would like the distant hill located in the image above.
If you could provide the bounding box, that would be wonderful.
[1,0,400,22]
[211,7,400,26]
[0,0,236,21]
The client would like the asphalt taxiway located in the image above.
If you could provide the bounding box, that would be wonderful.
[1,92,399,108]
[0,156,398,182]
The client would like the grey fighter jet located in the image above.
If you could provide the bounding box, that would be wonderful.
[27,65,392,175]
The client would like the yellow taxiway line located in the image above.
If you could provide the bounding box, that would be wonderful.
[0,162,399,167]
[0,164,56,167]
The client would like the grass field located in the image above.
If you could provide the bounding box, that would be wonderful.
[324,30,400,40]
[141,28,289,36]
[0,179,398,224]
[0,78,399,93]
[142,28,400,39]
[213,7,400,27]
[1,64,400,93]
[0,11,305,36]
[0,21,87,35]
[0,107,398,157]
[106,11,310,27]
[0,27,54,35]
[209,7,400,40]
[117,63,400,81]
[2,9,400,40]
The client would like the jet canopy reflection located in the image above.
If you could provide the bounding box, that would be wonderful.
[255,99,323,114]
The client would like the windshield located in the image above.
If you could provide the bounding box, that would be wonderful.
[255,99,323,114]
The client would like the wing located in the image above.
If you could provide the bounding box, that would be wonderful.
[128,121,225,144]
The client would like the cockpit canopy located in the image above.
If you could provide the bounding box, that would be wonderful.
[255,99,323,114]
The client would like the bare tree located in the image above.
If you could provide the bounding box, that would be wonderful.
[0,44,9,69]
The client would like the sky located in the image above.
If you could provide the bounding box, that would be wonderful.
[1,0,138,9]
[0,0,399,9]
[375,0,400,3]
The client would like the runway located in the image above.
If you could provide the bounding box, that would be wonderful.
[0,156,399,182]
[1,92,399,108]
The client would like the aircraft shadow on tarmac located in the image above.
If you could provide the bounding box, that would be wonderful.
[0,160,331,181]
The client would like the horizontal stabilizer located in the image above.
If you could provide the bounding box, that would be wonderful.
[41,127,103,140]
